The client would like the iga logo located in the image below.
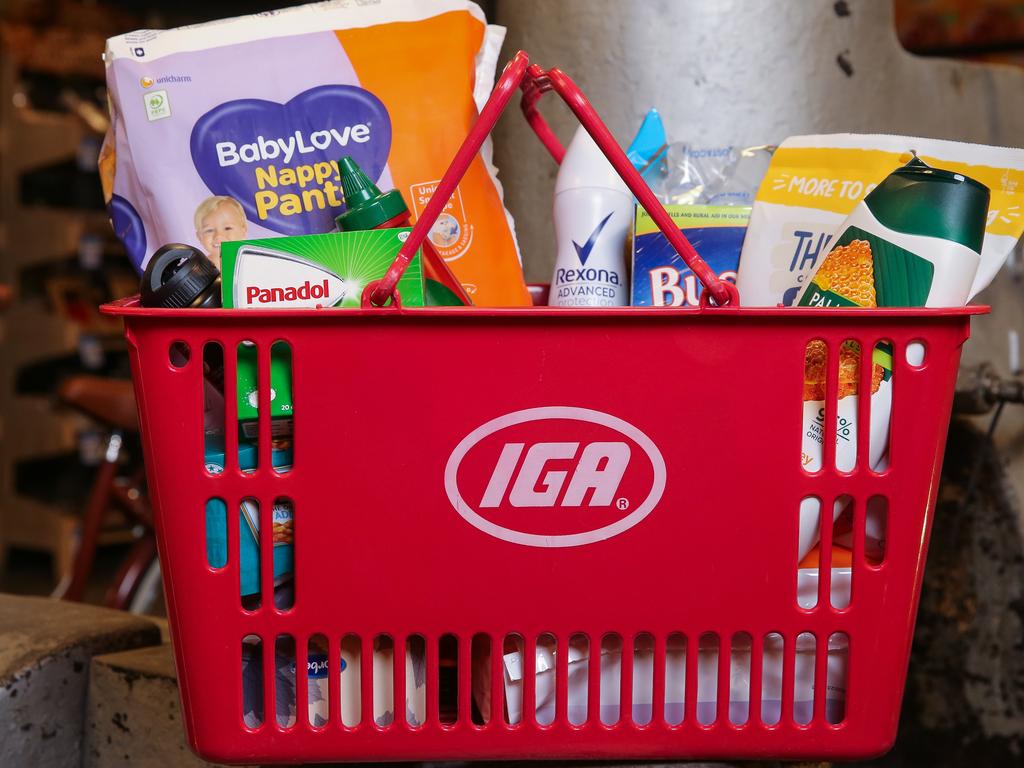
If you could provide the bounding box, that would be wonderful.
[445,407,666,547]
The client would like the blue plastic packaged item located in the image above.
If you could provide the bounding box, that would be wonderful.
[632,204,750,307]
[204,433,293,596]
[652,144,773,207]
[626,109,667,173]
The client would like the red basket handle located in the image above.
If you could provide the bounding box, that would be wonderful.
[362,51,737,309]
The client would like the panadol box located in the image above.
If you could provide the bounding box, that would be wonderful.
[221,230,424,433]
[220,229,424,309]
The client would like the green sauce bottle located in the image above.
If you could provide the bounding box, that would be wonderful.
[334,156,471,306]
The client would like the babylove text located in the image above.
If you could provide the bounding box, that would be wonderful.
[215,125,371,222]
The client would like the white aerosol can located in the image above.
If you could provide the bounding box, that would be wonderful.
[549,126,632,307]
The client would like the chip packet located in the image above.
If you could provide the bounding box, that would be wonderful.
[100,0,531,306]
[736,134,1024,306]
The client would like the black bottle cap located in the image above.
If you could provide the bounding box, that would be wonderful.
[140,244,221,308]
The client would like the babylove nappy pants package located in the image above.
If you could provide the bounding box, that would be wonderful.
[101,0,531,306]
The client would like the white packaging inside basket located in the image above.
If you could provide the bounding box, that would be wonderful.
[496,569,850,726]
[341,638,426,728]
[264,637,428,729]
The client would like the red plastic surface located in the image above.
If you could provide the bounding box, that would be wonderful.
[106,295,978,764]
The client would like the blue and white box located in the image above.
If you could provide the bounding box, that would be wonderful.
[632,205,749,306]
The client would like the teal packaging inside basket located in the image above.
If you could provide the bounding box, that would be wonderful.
[204,434,293,596]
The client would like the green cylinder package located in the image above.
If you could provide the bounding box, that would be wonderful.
[794,156,990,564]
[797,156,990,310]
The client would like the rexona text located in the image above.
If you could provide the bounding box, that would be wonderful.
[480,441,631,508]
[246,279,330,305]
[555,267,622,285]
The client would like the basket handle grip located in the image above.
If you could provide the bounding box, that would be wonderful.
[362,51,737,308]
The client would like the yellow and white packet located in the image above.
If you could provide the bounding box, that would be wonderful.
[736,134,1024,306]
[737,134,1024,561]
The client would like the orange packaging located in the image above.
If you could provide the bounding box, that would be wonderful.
[799,543,854,569]
[799,540,883,569]
[102,0,530,306]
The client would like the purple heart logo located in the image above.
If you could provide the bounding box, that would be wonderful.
[108,194,147,271]
[190,85,391,236]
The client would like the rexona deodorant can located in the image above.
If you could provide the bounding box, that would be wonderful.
[549,126,632,307]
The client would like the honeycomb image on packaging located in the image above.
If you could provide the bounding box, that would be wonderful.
[801,226,935,310]
[801,238,884,403]
[797,231,894,565]
[803,340,883,402]
[809,240,876,307]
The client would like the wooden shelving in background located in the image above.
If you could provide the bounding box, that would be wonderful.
[0,15,137,581]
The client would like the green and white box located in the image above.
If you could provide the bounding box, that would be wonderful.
[221,229,424,309]
[221,229,424,432]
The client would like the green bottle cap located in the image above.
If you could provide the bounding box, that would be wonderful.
[334,156,410,232]
[864,154,990,254]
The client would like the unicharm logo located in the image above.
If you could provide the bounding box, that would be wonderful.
[444,407,666,548]
[216,126,371,167]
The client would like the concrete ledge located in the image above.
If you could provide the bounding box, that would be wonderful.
[85,644,244,768]
[0,593,161,768]
[82,643,812,768]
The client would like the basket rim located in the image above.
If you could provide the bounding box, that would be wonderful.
[101,295,988,320]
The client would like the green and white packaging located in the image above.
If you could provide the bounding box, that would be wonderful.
[220,229,423,309]
[737,134,1024,307]
[796,156,991,561]
[221,229,424,434]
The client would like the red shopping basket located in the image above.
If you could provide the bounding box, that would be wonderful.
[104,51,983,764]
